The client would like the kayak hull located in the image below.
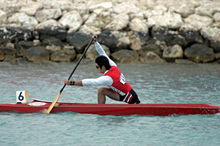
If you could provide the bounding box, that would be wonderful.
[0,100,220,116]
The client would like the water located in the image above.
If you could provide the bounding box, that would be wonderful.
[0,62,220,145]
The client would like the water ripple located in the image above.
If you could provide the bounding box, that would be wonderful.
[0,63,220,145]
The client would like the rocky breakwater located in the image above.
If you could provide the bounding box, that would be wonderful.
[0,0,220,64]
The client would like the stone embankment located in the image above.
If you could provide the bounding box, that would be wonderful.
[0,0,220,63]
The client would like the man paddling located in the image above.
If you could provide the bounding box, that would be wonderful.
[65,36,141,104]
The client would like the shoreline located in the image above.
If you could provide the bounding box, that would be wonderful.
[0,0,220,64]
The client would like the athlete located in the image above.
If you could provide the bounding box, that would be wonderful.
[65,35,141,104]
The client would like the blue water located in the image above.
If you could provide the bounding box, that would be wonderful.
[0,62,220,145]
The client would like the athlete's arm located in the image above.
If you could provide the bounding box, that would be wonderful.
[95,42,117,66]
[65,80,83,86]
[65,76,113,86]
[82,76,113,86]
[93,36,117,67]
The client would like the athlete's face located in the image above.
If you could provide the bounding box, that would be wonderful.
[96,63,106,73]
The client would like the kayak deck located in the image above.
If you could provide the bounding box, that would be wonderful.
[0,100,220,116]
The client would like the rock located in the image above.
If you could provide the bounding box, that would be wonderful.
[113,2,140,14]
[184,44,215,63]
[129,10,145,20]
[66,32,91,53]
[201,27,220,53]
[99,30,120,52]
[33,40,40,46]
[16,41,35,57]
[79,25,101,35]
[42,0,74,11]
[86,44,110,61]
[213,13,220,22]
[210,40,220,54]
[139,51,166,63]
[35,19,67,41]
[111,31,130,50]
[151,27,187,47]
[63,45,76,56]
[0,10,7,24]
[35,9,62,22]
[6,42,15,49]
[3,55,18,62]
[142,43,163,56]
[163,45,183,61]
[19,3,42,16]
[42,37,63,47]
[147,11,183,28]
[201,27,220,41]
[105,14,129,31]
[117,36,130,49]
[175,59,195,64]
[0,27,33,42]
[172,4,195,18]
[184,14,213,29]
[111,50,139,63]
[179,29,204,44]
[59,11,82,31]
[215,52,220,60]
[0,54,3,61]
[51,45,76,62]
[18,41,35,49]
[129,18,148,33]
[35,19,62,29]
[81,8,112,34]
[51,51,73,62]
[143,5,167,18]
[80,13,101,34]
[1,0,220,64]
[89,2,113,12]
[8,12,38,28]
[45,45,62,53]
[0,1,20,17]
[195,3,220,17]
[212,22,220,28]
[128,31,149,50]
[154,40,168,51]
[0,46,17,61]
[25,46,50,62]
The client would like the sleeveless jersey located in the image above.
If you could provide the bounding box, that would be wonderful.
[105,66,132,96]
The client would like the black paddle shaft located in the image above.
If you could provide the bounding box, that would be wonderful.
[60,38,94,93]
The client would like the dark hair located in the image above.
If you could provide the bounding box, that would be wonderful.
[95,56,111,70]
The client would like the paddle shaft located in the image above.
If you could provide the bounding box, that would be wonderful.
[60,39,93,93]
[46,38,93,114]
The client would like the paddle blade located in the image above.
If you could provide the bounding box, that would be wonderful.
[45,92,61,114]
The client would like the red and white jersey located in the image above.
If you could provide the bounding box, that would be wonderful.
[82,42,132,96]
[105,66,132,96]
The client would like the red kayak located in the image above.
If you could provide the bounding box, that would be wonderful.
[0,100,220,116]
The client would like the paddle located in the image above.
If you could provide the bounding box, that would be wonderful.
[45,38,94,114]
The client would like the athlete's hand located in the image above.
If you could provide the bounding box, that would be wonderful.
[93,35,98,42]
[65,80,70,85]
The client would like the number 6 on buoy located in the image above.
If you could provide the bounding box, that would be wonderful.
[16,91,29,104]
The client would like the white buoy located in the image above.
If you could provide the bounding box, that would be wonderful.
[16,91,29,103]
